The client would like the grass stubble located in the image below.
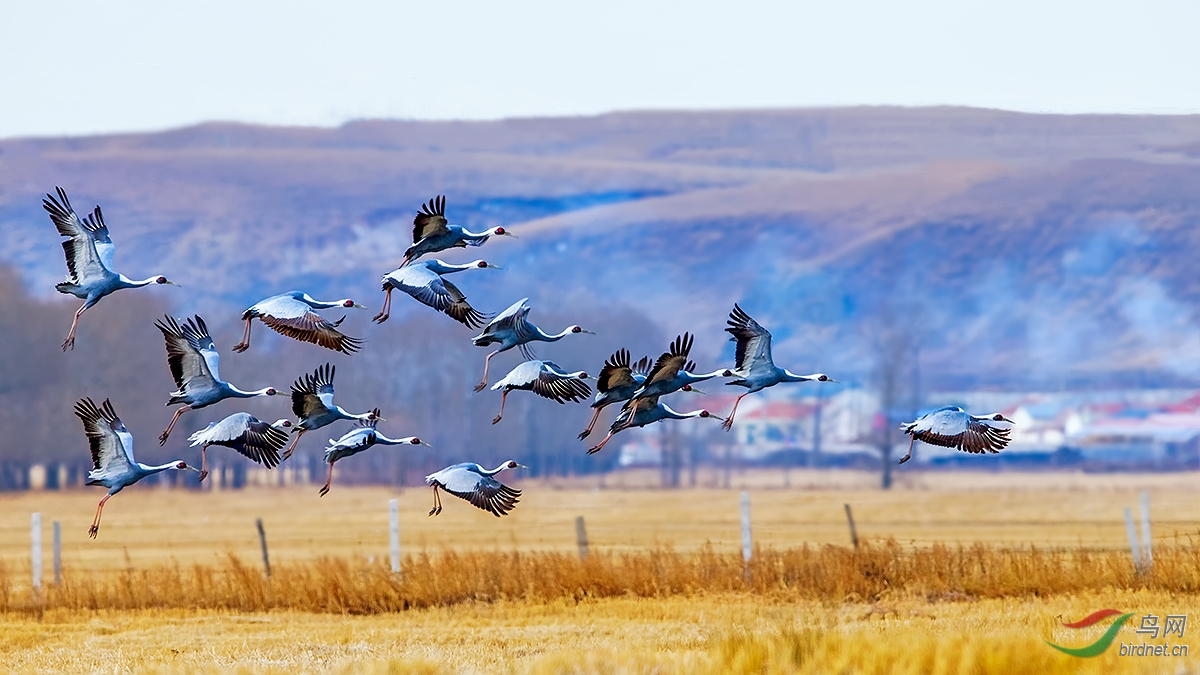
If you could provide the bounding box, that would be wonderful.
[3,542,1200,674]
[4,477,1200,674]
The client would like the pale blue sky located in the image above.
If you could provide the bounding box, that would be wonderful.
[2,0,1197,138]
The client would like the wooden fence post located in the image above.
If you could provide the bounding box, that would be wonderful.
[256,518,271,577]
[575,516,589,561]
[844,503,859,550]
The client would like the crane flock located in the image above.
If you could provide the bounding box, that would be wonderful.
[45,188,1015,537]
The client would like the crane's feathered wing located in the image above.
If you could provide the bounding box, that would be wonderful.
[75,397,135,480]
[436,465,522,517]
[157,315,221,396]
[252,296,364,354]
[189,413,286,468]
[292,363,336,420]
[388,264,489,328]
[411,195,451,243]
[531,362,592,403]
[476,297,539,357]
[597,349,639,394]
[644,333,694,386]
[726,304,773,374]
[44,187,115,285]
[903,407,1012,455]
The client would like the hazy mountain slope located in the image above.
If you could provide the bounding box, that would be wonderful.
[2,107,1198,389]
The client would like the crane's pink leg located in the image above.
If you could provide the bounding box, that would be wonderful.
[492,389,509,425]
[319,461,335,497]
[721,394,749,432]
[282,429,305,461]
[475,350,499,392]
[372,288,393,323]
[898,435,916,464]
[232,318,253,353]
[588,430,617,455]
[159,406,190,445]
[428,485,442,516]
[198,447,210,482]
[89,494,112,538]
[578,407,603,440]
[63,303,88,351]
[616,398,643,431]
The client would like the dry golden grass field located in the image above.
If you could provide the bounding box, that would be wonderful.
[2,469,1200,674]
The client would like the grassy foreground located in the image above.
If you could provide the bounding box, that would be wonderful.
[5,593,1199,674]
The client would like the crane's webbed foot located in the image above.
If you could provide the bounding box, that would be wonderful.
[898,453,912,465]
[231,342,249,353]
[88,524,99,539]
[62,336,75,351]
[428,506,442,516]
[372,311,389,324]
[198,470,209,482]
[721,418,735,432]
[578,429,592,440]
[474,381,488,393]
[319,484,330,497]
[492,414,503,425]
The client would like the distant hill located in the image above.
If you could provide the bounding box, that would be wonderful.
[3,107,1199,389]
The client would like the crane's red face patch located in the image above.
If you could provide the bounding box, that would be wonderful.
[266,388,277,396]
[723,370,733,377]
[156,276,168,284]
[495,227,505,235]
[281,420,292,427]
[818,375,828,381]
[699,411,710,418]
[993,414,1004,421]
[578,372,588,379]
[343,299,355,307]
[508,461,518,468]
[478,260,488,268]
[176,462,188,469]
[682,384,692,391]
[572,326,582,333]
[410,438,421,445]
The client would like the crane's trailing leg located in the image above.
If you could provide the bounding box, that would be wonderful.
[282,429,305,461]
[231,317,253,353]
[428,484,443,516]
[898,435,916,464]
[475,350,499,392]
[89,494,112,538]
[198,446,210,482]
[492,389,509,425]
[578,407,603,440]
[721,394,749,432]
[159,405,191,445]
[587,431,616,455]
[372,288,393,323]
[319,462,335,497]
[62,302,89,351]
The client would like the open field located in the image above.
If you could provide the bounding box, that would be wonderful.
[5,593,1200,674]
[2,470,1200,575]
[4,471,1200,673]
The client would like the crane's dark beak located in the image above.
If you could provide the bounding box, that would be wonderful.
[687,386,706,395]
[486,264,504,270]
[352,303,368,310]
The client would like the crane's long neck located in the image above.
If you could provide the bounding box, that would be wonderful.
[300,294,347,309]
[534,326,574,342]
[460,227,492,242]
[781,369,815,383]
[228,385,274,398]
[138,461,183,474]
[482,463,510,476]
[372,433,407,445]
[682,369,727,385]
[117,275,160,289]
[337,406,376,422]
[425,260,475,275]
[660,404,706,420]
